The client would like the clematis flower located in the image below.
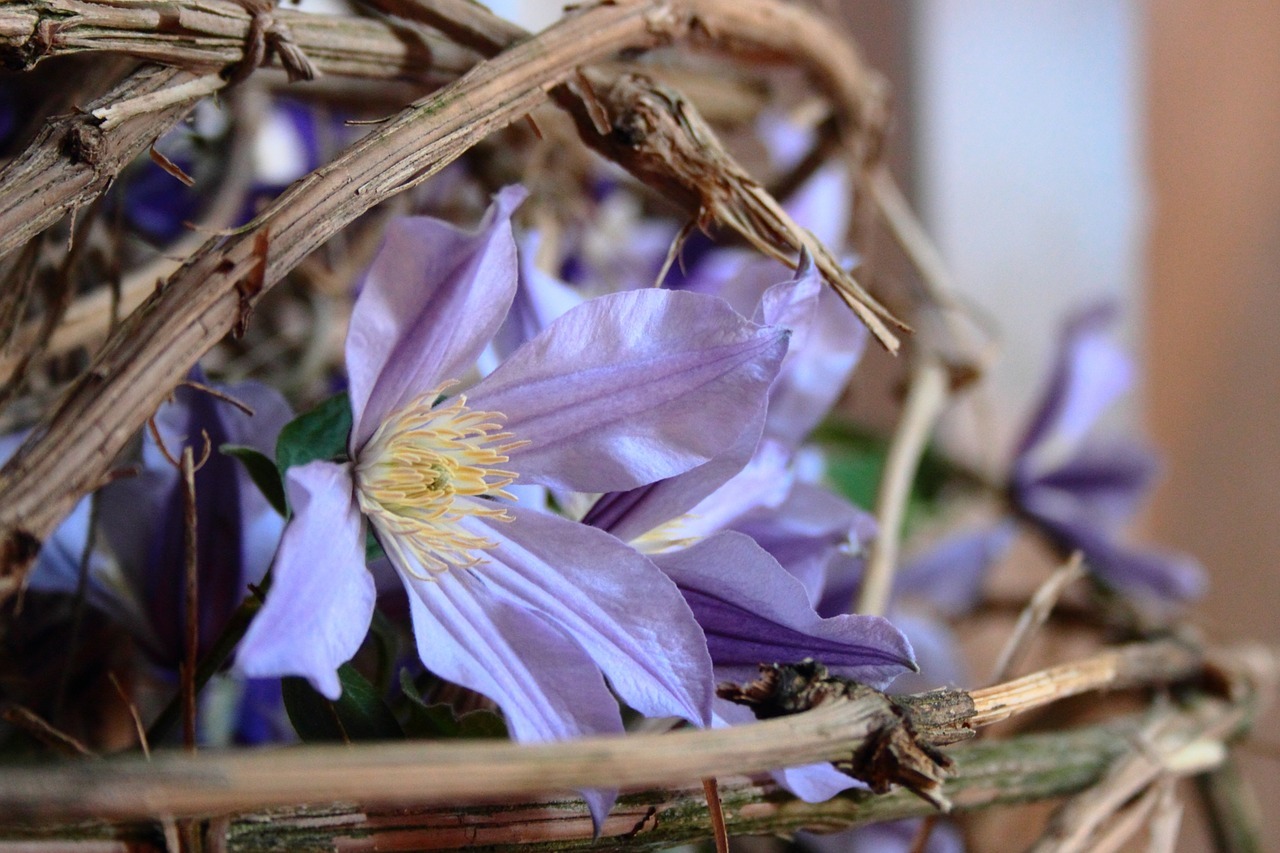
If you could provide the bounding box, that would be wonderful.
[1,432,107,602]
[574,266,915,803]
[1010,305,1205,601]
[237,187,791,772]
[96,368,294,671]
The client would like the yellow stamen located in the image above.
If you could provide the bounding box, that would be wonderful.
[354,383,528,578]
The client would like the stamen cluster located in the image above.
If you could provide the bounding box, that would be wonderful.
[354,384,527,577]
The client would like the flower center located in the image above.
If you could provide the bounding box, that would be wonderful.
[354,383,527,578]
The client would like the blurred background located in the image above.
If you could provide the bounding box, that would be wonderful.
[840,1,1280,847]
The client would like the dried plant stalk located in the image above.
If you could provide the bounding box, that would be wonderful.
[0,639,1245,820]
[0,0,476,81]
[0,65,200,264]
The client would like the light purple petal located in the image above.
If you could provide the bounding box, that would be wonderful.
[486,232,586,369]
[456,503,714,724]
[1034,519,1206,602]
[348,186,526,449]
[218,380,295,457]
[896,523,1016,617]
[585,434,788,547]
[1015,303,1132,472]
[655,532,915,690]
[766,284,868,447]
[1015,439,1159,526]
[400,570,621,829]
[733,479,873,607]
[783,164,853,249]
[469,288,788,493]
[401,569,624,742]
[236,461,375,699]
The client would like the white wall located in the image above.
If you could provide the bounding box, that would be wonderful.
[914,1,1144,451]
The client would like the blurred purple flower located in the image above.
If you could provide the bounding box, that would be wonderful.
[236,187,791,809]
[801,817,965,853]
[96,368,294,670]
[1010,305,1205,601]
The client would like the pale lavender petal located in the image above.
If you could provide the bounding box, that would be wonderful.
[400,570,621,828]
[486,232,585,369]
[733,480,873,607]
[654,532,914,690]
[896,524,1016,617]
[469,288,787,493]
[236,461,375,699]
[756,111,853,248]
[458,504,714,724]
[219,380,295,456]
[766,284,868,447]
[347,186,526,448]
[1015,303,1132,471]
[4,432,99,596]
[585,435,789,547]
[401,569,624,742]
[783,163,853,249]
[1035,519,1206,602]
[1016,439,1159,526]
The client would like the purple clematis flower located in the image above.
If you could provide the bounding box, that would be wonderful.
[96,368,294,671]
[236,187,791,779]
[801,816,965,853]
[573,265,914,803]
[1010,305,1205,601]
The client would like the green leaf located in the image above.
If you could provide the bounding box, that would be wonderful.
[276,393,353,476]
[398,669,508,740]
[282,663,404,743]
[365,530,386,563]
[220,444,287,516]
[812,418,956,534]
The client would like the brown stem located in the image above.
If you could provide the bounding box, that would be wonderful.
[0,0,476,82]
[0,639,1248,822]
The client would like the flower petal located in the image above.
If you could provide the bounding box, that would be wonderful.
[469,288,788,493]
[236,461,375,699]
[895,523,1016,617]
[458,504,714,724]
[733,479,873,607]
[1036,519,1206,602]
[400,569,625,742]
[400,569,622,827]
[1015,303,1132,473]
[655,532,915,690]
[1015,439,1159,527]
[486,233,585,369]
[765,283,867,447]
[347,186,526,448]
[583,429,787,547]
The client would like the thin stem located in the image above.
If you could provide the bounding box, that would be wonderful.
[855,355,949,616]
[180,446,198,752]
[145,589,265,745]
[0,639,1244,822]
